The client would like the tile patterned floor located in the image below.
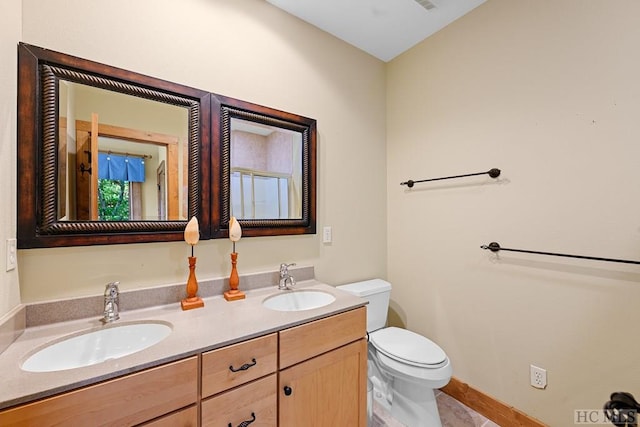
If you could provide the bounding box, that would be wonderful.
[371,390,501,427]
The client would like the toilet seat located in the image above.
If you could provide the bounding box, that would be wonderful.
[370,327,447,369]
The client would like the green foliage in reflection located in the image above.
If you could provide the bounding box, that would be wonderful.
[98,179,130,221]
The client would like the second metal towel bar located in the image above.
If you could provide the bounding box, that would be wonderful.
[481,241,640,265]
[401,168,500,188]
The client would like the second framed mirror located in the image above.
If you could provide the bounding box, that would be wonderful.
[211,95,316,238]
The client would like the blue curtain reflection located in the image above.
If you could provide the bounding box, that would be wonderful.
[98,153,145,182]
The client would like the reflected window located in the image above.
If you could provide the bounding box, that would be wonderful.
[98,179,131,221]
[230,170,290,219]
[229,117,302,220]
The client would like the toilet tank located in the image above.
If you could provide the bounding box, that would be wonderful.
[336,279,392,333]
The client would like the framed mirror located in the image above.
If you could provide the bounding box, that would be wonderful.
[17,43,211,248]
[211,95,316,238]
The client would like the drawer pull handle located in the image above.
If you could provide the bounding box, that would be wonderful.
[284,386,292,396]
[229,358,257,372]
[228,412,256,427]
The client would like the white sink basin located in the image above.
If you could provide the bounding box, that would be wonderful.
[22,321,172,372]
[262,290,336,312]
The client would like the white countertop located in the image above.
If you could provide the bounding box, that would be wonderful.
[0,281,366,410]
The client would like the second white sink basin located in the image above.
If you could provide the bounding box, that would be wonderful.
[262,290,336,312]
[22,321,172,373]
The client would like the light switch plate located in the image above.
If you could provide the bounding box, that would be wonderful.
[322,226,332,243]
[6,238,17,272]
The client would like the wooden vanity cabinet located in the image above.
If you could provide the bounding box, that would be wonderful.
[0,307,366,426]
[200,308,366,427]
[278,307,368,427]
[0,356,198,427]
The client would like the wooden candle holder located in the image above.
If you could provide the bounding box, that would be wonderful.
[224,252,245,301]
[181,256,204,310]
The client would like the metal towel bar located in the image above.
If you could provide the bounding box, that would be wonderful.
[401,168,500,188]
[481,241,640,265]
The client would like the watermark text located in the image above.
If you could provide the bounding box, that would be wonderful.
[574,409,637,425]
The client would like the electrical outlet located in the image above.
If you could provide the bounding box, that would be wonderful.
[530,365,547,389]
[6,238,17,272]
[322,226,332,243]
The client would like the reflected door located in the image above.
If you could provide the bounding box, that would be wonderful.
[74,115,98,220]
[157,161,166,221]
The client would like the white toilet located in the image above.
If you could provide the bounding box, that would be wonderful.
[337,279,452,427]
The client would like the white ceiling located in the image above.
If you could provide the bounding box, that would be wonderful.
[266,0,486,62]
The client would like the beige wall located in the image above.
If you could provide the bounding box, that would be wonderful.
[0,0,22,317]
[15,0,387,301]
[387,0,640,425]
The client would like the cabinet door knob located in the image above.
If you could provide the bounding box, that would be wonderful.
[283,386,292,396]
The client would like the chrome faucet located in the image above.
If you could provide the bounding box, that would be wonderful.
[102,281,120,323]
[278,263,296,290]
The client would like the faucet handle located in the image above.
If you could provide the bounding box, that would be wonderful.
[279,263,296,276]
[104,281,120,297]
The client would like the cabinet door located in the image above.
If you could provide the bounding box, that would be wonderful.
[279,339,367,427]
[0,357,198,427]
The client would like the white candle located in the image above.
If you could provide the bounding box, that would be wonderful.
[229,216,242,252]
[184,217,199,256]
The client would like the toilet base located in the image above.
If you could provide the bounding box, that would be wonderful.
[393,378,442,427]
[371,376,443,427]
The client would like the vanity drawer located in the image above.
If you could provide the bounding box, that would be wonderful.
[202,333,277,398]
[201,373,277,427]
[279,307,366,369]
[141,404,198,427]
[0,356,198,426]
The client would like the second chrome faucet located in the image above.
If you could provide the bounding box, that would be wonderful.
[102,281,120,323]
[278,263,296,290]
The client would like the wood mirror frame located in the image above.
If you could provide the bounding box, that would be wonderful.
[17,43,211,248]
[211,94,316,238]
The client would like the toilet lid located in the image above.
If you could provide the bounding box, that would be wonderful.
[370,327,447,368]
